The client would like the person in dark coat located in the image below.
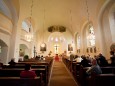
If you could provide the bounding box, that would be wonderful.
[80,56,91,67]
[110,51,115,66]
[8,58,16,66]
[98,53,108,66]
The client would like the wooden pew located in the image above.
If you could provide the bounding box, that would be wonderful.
[87,74,115,86]
[77,66,115,86]
[0,77,41,86]
[16,59,53,83]
[3,64,47,69]
[0,68,47,86]
[1,59,53,86]
[101,66,115,74]
[0,58,53,86]
[62,57,115,86]
[72,62,81,81]
[17,59,53,84]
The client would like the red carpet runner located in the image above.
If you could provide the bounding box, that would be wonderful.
[49,61,78,86]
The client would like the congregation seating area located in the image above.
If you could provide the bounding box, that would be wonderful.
[0,77,41,86]
[62,56,115,86]
[0,57,53,86]
[0,0,115,86]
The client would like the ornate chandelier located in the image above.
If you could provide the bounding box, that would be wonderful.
[40,9,47,52]
[25,32,33,42]
[25,0,33,42]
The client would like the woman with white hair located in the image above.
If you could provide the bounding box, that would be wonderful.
[86,59,102,76]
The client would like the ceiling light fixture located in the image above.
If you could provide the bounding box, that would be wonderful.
[40,9,46,52]
[25,0,33,42]
[69,9,74,52]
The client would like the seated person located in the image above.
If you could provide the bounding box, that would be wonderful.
[80,56,91,67]
[20,64,37,78]
[110,51,115,66]
[98,53,108,66]
[0,60,3,69]
[8,58,16,66]
[86,59,102,76]
[75,56,82,63]
[69,54,74,61]
[35,55,40,60]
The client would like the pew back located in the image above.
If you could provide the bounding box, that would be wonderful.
[0,77,41,86]
[87,74,115,86]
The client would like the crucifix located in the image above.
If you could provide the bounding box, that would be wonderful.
[54,44,59,54]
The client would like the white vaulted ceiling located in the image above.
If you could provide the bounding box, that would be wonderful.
[18,0,106,35]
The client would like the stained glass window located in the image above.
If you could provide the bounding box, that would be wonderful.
[87,26,95,47]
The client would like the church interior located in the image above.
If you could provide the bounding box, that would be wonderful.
[0,0,115,86]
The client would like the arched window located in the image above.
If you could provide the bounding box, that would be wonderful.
[77,35,80,49]
[87,26,95,47]
[109,8,115,42]
[22,20,33,42]
[49,32,65,43]
[22,21,30,32]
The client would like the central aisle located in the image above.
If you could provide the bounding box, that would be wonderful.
[48,60,78,86]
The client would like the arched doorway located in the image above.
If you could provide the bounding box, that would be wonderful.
[0,39,8,64]
[19,44,29,60]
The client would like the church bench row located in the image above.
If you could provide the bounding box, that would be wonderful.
[62,57,115,86]
[3,64,47,68]
[76,66,115,86]
[86,74,115,86]
[17,61,50,65]
[18,57,53,65]
[0,68,47,86]
[71,64,115,82]
[16,59,53,84]
[0,77,42,86]
[0,59,53,86]
[16,58,53,78]
[62,57,115,75]
[79,70,115,86]
[100,66,115,74]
